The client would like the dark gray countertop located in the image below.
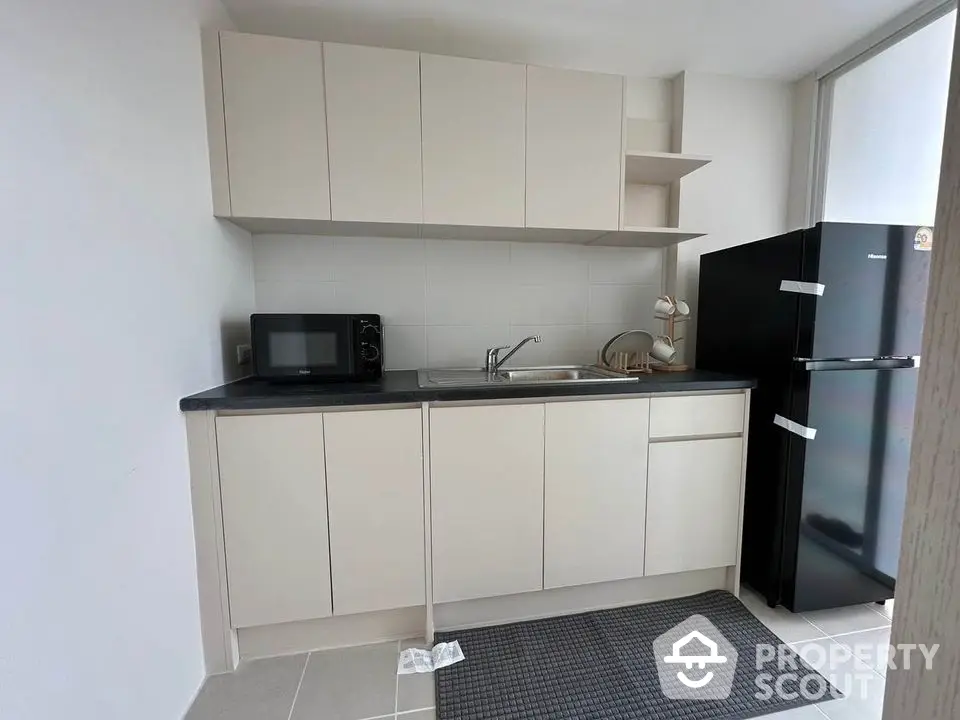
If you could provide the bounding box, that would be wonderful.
[180,370,755,412]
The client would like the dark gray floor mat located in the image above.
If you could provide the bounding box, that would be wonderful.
[435,590,838,720]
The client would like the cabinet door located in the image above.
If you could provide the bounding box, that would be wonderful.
[220,32,330,220]
[216,414,331,628]
[645,438,744,576]
[543,399,649,589]
[324,43,422,223]
[421,54,526,227]
[525,66,623,230]
[324,409,425,615]
[430,404,545,603]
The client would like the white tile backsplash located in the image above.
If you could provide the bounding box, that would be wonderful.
[587,284,662,325]
[253,235,664,369]
[383,326,427,370]
[425,281,513,326]
[426,325,511,368]
[335,278,426,326]
[588,245,663,284]
[510,285,589,325]
[253,235,337,285]
[253,280,338,314]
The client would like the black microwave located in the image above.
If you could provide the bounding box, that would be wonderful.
[250,314,383,381]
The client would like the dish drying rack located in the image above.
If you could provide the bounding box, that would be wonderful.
[598,330,655,374]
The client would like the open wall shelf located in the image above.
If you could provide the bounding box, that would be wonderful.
[593,227,706,248]
[624,151,711,185]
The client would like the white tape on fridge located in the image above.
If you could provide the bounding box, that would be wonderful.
[773,414,817,440]
[779,280,825,296]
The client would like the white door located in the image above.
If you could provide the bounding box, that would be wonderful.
[324,408,426,615]
[430,404,545,603]
[220,32,330,220]
[543,399,649,589]
[525,65,623,230]
[216,414,331,628]
[645,438,744,576]
[324,43,422,223]
[420,54,526,227]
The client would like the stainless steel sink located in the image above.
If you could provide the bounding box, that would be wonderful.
[417,365,637,388]
[500,367,614,382]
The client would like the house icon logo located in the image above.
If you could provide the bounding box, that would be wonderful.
[653,615,738,700]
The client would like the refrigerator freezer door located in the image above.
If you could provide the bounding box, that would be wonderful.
[800,223,931,360]
[782,365,919,612]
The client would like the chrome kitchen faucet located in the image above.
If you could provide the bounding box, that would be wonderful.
[484,335,542,373]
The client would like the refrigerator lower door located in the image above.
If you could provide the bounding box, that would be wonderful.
[781,365,920,612]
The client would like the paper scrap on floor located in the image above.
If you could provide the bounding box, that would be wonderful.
[398,641,465,674]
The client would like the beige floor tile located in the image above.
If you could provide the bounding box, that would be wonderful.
[789,637,885,720]
[398,710,436,720]
[185,654,307,720]
[764,706,830,719]
[802,604,891,637]
[833,626,893,676]
[398,639,436,712]
[290,642,399,720]
[740,587,827,643]
[873,598,895,620]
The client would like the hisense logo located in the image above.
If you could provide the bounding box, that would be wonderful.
[867,253,887,260]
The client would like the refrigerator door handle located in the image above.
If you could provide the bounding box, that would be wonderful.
[794,357,920,371]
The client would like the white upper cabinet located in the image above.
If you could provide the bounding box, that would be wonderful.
[219,32,330,220]
[543,399,649,589]
[324,409,425,616]
[525,66,624,231]
[323,43,423,223]
[420,54,526,227]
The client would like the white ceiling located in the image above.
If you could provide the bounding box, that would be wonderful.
[221,0,924,80]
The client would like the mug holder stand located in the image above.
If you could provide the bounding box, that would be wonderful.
[651,308,690,372]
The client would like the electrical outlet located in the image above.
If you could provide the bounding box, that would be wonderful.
[236,344,252,366]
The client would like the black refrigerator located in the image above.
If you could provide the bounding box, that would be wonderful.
[697,222,932,612]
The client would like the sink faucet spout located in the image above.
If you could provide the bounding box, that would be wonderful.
[485,335,542,373]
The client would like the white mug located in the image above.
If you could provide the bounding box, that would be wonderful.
[674,299,691,317]
[651,335,677,364]
[654,297,676,317]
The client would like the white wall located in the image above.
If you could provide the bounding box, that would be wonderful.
[823,10,955,226]
[786,74,819,230]
[674,73,795,362]
[254,236,664,368]
[0,1,254,718]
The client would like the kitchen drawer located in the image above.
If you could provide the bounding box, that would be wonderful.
[649,393,745,439]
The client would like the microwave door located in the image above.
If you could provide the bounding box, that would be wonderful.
[252,314,353,379]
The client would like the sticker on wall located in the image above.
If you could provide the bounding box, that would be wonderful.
[915,227,934,252]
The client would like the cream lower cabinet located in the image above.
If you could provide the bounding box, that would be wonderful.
[324,408,426,615]
[543,399,650,589]
[430,404,545,603]
[216,413,332,629]
[645,437,744,576]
